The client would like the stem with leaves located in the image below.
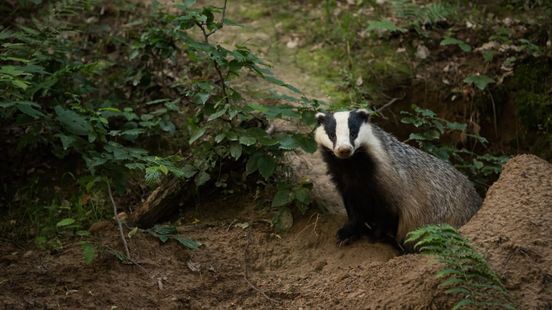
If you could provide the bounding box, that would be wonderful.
[195,0,229,104]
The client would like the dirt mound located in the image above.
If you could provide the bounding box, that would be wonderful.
[1,155,550,309]
[461,154,552,308]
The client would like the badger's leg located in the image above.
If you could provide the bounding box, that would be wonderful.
[336,193,367,244]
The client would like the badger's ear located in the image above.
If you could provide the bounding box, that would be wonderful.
[357,108,370,120]
[315,112,326,125]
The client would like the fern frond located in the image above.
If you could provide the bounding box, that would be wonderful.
[407,224,515,309]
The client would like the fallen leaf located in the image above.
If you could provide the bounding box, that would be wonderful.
[187,260,201,272]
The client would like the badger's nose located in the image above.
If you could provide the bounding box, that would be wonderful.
[335,145,353,158]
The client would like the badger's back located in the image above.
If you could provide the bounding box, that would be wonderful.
[370,125,482,241]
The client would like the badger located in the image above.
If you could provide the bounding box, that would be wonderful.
[314,109,482,248]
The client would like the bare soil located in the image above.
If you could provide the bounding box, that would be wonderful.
[1,154,550,309]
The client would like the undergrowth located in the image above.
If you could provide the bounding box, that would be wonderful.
[407,224,515,310]
[0,0,318,258]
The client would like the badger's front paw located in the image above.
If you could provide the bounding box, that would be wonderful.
[336,224,362,246]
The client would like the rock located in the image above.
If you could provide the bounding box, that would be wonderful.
[415,45,430,60]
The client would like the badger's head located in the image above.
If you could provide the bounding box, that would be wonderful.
[314,109,371,159]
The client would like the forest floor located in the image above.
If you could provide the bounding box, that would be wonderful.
[1,154,551,308]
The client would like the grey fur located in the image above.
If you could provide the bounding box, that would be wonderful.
[368,124,482,242]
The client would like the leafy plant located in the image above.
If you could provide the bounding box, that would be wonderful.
[401,105,508,189]
[464,74,496,91]
[146,225,201,250]
[406,224,515,310]
[0,0,319,251]
[440,37,472,52]
[388,0,456,35]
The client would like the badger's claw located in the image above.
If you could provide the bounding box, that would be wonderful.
[336,224,362,245]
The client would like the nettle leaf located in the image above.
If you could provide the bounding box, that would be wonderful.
[401,116,424,127]
[194,92,210,105]
[54,105,93,136]
[463,74,495,91]
[245,152,262,175]
[257,154,276,179]
[229,143,242,160]
[296,134,317,153]
[440,37,472,52]
[195,171,210,186]
[182,164,198,178]
[239,135,256,146]
[413,106,437,118]
[189,127,206,144]
[409,130,440,141]
[55,133,77,150]
[293,187,311,205]
[271,189,292,208]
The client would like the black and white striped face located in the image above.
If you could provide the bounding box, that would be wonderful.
[314,109,371,159]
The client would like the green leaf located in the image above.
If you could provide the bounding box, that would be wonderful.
[54,106,93,136]
[56,218,75,227]
[446,122,467,131]
[173,235,201,250]
[160,119,176,133]
[229,143,242,160]
[262,75,301,94]
[81,242,97,264]
[239,135,256,146]
[483,51,494,62]
[158,165,169,175]
[272,189,292,208]
[245,152,262,175]
[367,19,405,33]
[207,107,227,121]
[195,171,210,186]
[189,127,206,144]
[463,74,495,91]
[440,37,472,52]
[182,164,198,178]
[15,101,45,119]
[296,134,317,153]
[55,133,77,150]
[194,92,210,105]
[151,225,177,236]
[294,187,311,205]
[257,155,276,179]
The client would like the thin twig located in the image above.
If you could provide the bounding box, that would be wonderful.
[243,228,278,304]
[488,89,498,137]
[107,180,131,259]
[374,97,400,120]
[312,213,320,237]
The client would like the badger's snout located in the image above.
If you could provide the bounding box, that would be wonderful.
[334,144,353,158]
